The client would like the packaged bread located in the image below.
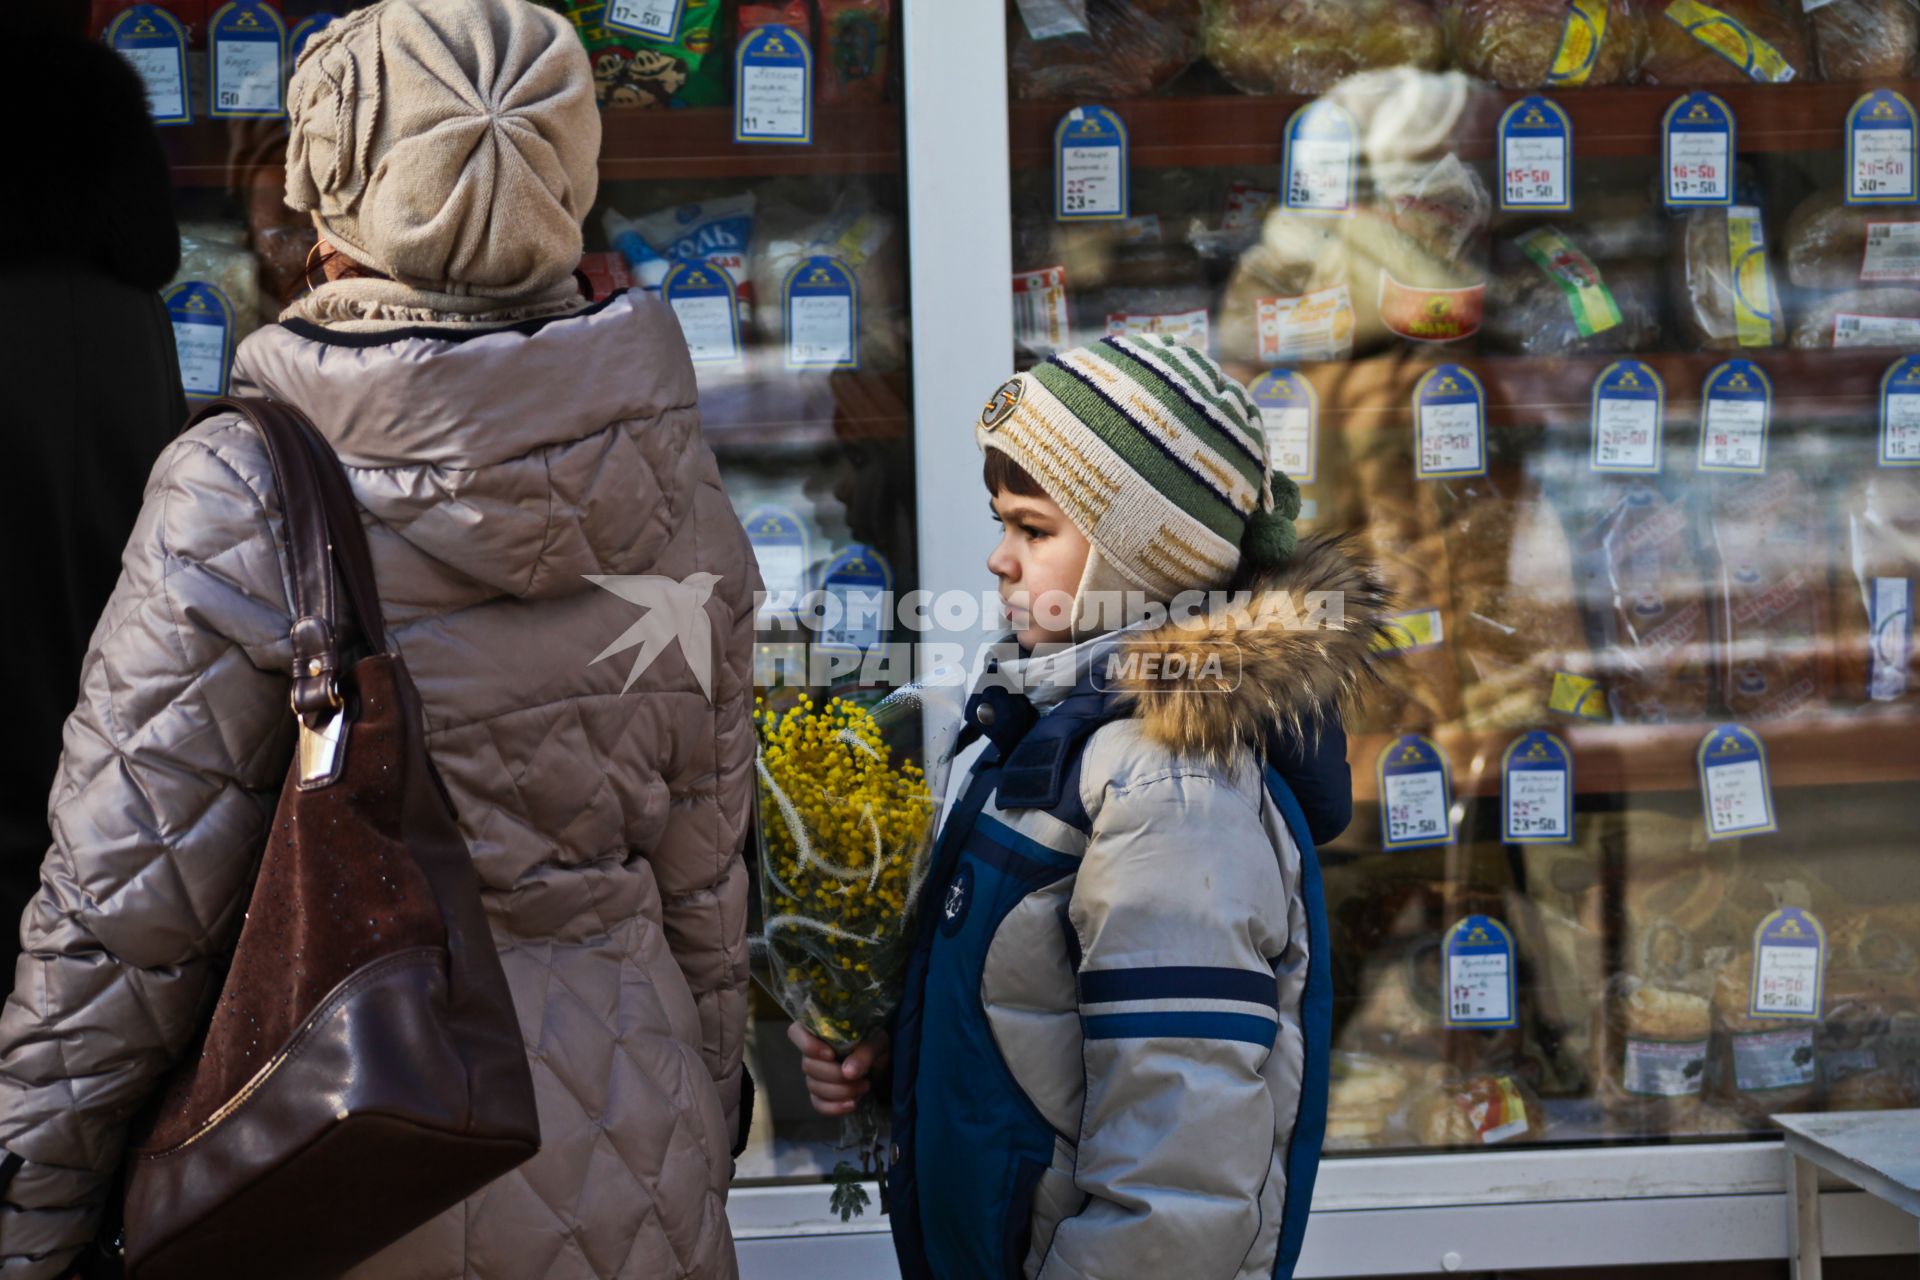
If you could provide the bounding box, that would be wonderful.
[1009,0,1201,99]
[1641,0,1811,86]
[1830,469,1920,706]
[1408,1069,1546,1147]
[1791,287,1920,349]
[1326,1051,1417,1148]
[1448,0,1647,88]
[1808,0,1920,80]
[1585,484,1716,724]
[1783,189,1920,292]
[1598,971,1718,1135]
[1821,909,1920,1108]
[1673,205,1786,350]
[1710,952,1818,1122]
[1707,470,1837,721]
[1482,226,1661,356]
[1203,0,1446,95]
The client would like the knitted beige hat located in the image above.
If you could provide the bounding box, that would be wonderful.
[285,0,600,301]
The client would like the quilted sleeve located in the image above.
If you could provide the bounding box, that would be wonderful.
[0,421,294,1279]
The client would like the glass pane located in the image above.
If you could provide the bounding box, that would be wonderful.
[1005,0,1920,1156]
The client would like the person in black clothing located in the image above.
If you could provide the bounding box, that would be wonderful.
[0,4,185,978]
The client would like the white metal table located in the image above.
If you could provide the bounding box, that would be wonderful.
[1774,1109,1920,1280]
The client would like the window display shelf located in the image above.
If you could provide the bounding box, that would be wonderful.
[1348,711,1920,803]
[1010,80,1916,172]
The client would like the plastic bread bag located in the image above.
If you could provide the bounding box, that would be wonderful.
[1706,469,1837,721]
[1325,1051,1419,1149]
[1482,226,1661,356]
[750,184,908,369]
[1830,468,1920,706]
[603,192,757,324]
[1448,0,1647,89]
[1671,203,1786,350]
[1407,1068,1548,1147]
[1808,0,1920,80]
[1822,909,1920,1109]
[1596,962,1723,1136]
[1641,0,1811,85]
[1708,951,1818,1123]
[534,0,727,108]
[174,221,260,341]
[1008,0,1201,100]
[1202,0,1446,96]
[820,0,892,105]
[1790,287,1920,349]
[1784,188,1920,292]
[1583,482,1716,724]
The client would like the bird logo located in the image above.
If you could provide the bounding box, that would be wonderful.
[585,573,722,701]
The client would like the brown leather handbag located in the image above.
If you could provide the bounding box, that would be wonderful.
[115,397,540,1280]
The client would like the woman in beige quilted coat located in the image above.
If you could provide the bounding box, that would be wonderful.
[0,2,757,1277]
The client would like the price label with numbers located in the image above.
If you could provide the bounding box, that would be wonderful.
[1663,92,1735,208]
[1413,364,1487,479]
[106,5,192,125]
[1502,731,1573,845]
[1498,97,1572,212]
[745,508,810,624]
[1881,354,1920,465]
[1749,907,1826,1020]
[606,0,685,41]
[661,262,741,364]
[1847,89,1919,206]
[1378,735,1452,851]
[163,282,236,401]
[209,0,286,120]
[1443,916,1518,1028]
[1698,359,1772,474]
[1591,358,1664,474]
[1248,370,1318,483]
[817,545,892,652]
[1281,100,1357,216]
[290,13,335,64]
[1054,106,1128,222]
[1698,724,1777,840]
[784,255,858,370]
[735,24,811,145]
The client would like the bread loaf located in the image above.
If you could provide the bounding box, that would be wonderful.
[1203,0,1446,95]
[1642,0,1811,85]
[1450,0,1646,88]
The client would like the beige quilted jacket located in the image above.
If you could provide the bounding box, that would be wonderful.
[0,291,758,1280]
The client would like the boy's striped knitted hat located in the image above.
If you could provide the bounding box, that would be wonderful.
[977,335,1301,600]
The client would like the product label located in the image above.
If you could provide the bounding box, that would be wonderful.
[1413,364,1487,478]
[1698,723,1777,839]
[1378,735,1452,850]
[1013,266,1071,357]
[1699,359,1771,474]
[1379,274,1485,344]
[1870,576,1913,700]
[745,508,810,621]
[1834,313,1920,348]
[1847,90,1919,205]
[1550,670,1611,720]
[1055,105,1128,222]
[163,282,234,400]
[1624,1038,1710,1097]
[1499,97,1573,211]
[1732,1028,1817,1092]
[1373,608,1444,654]
[210,1,287,119]
[1591,358,1665,474]
[784,256,858,369]
[1663,92,1735,207]
[735,25,811,145]
[1105,309,1209,350]
[1282,101,1357,216]
[1548,0,1610,86]
[1476,1078,1532,1144]
[1663,0,1797,82]
[1224,180,1279,233]
[107,6,192,125]
[606,0,684,41]
[1519,226,1620,337]
[1879,353,1920,464]
[817,545,892,651]
[1502,730,1574,844]
[1443,915,1517,1028]
[1727,206,1776,348]
[1862,222,1920,282]
[661,262,740,364]
[1751,907,1826,1019]
[1247,370,1318,482]
[1257,286,1355,363]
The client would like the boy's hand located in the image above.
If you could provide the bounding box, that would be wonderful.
[788,1023,891,1117]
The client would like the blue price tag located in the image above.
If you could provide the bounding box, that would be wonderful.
[1281,100,1357,217]
[290,13,336,64]
[1247,370,1317,483]
[1378,734,1452,851]
[1502,731,1573,845]
[208,0,287,120]
[1698,359,1772,474]
[163,282,236,401]
[1054,106,1129,222]
[1498,96,1572,213]
[605,0,686,42]
[105,5,192,126]
[745,508,811,622]
[1412,364,1487,479]
[784,256,859,370]
[1590,358,1664,475]
[1847,89,1919,206]
[818,545,893,652]
[1442,915,1518,1029]
[1880,354,1920,466]
[1662,92,1735,208]
[735,25,812,146]
[1697,724,1776,840]
[661,262,741,364]
[1749,908,1826,1021]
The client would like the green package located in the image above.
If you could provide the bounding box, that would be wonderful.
[534,0,727,108]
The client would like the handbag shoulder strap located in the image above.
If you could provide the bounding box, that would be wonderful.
[189,397,388,719]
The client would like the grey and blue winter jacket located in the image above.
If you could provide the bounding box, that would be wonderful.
[888,538,1389,1280]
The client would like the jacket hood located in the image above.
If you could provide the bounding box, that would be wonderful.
[228,290,698,598]
[1112,534,1392,764]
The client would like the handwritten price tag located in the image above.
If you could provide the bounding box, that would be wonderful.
[1849,90,1920,205]
[1413,364,1487,479]
[1663,92,1735,208]
[1499,97,1572,211]
[1749,908,1825,1020]
[1443,916,1517,1028]
[1698,724,1777,839]
[1591,358,1664,474]
[1055,106,1128,221]
[1378,735,1452,850]
[1282,102,1356,216]
[735,25,811,145]
[1881,355,1920,465]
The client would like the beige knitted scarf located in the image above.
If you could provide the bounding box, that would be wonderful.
[280,276,592,334]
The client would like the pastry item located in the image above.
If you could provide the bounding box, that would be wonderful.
[1203,0,1446,95]
[1449,0,1647,88]
[1642,0,1811,86]
[1010,0,1201,99]
[1809,0,1920,80]
[1783,189,1920,292]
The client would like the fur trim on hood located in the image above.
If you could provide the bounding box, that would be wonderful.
[1111,535,1392,763]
